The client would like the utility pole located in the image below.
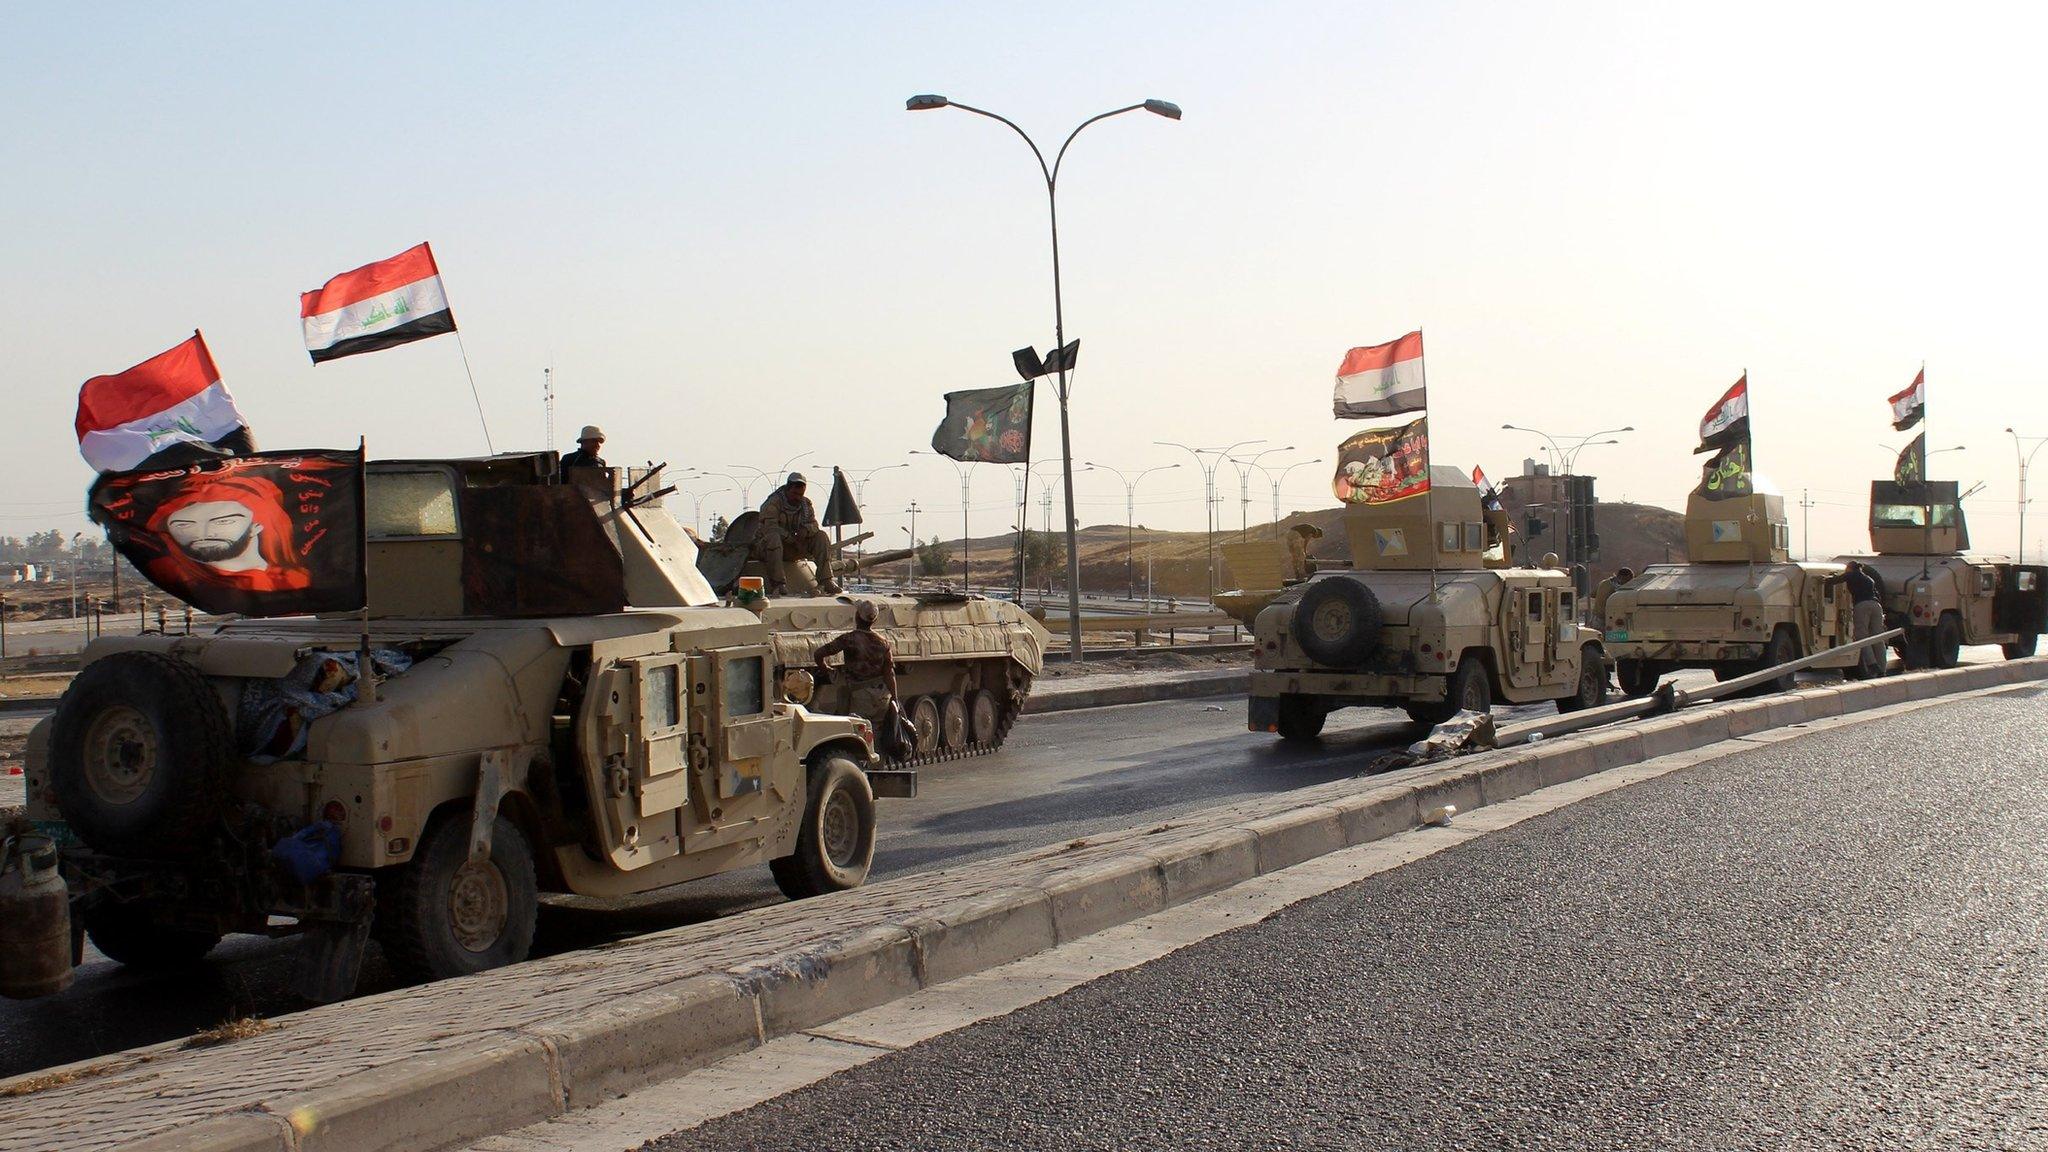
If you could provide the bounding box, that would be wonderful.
[2006,429,2048,563]
[1799,488,1814,560]
[1159,439,1264,606]
[903,502,921,585]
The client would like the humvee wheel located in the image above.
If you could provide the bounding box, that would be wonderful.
[968,689,1001,744]
[84,904,221,970]
[2003,634,2039,660]
[1754,627,1799,694]
[939,693,969,750]
[377,810,538,983]
[1933,613,1963,669]
[50,651,234,859]
[771,755,877,899]
[1901,626,1934,670]
[1555,646,1607,713]
[1293,580,1384,667]
[1411,655,1491,727]
[1616,659,1660,699]
[1274,695,1327,742]
[907,696,941,755]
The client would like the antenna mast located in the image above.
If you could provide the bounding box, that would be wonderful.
[543,364,556,452]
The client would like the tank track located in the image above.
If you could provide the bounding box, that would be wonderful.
[887,683,1030,768]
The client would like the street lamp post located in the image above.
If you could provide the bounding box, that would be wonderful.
[1234,457,1325,539]
[1084,461,1180,601]
[902,502,921,585]
[912,450,977,593]
[1227,446,1295,540]
[909,92,1182,661]
[2006,429,2048,563]
[1157,439,1264,605]
[1501,424,1632,582]
[846,463,911,506]
[684,487,732,535]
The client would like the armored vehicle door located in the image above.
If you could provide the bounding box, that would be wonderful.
[1994,566,2047,638]
[581,643,695,871]
[1507,585,1559,688]
[679,645,801,856]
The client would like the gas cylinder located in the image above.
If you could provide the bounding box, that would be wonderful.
[0,834,74,999]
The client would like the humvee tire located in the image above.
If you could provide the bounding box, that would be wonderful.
[1616,658,1661,699]
[771,755,877,899]
[1734,626,1798,695]
[376,810,539,982]
[1274,695,1327,742]
[85,904,221,970]
[1293,580,1384,667]
[1901,626,1933,670]
[1409,654,1491,727]
[2003,634,2039,660]
[50,652,234,860]
[1555,646,1607,713]
[1933,613,1963,669]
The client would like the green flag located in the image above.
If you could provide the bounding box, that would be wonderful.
[931,382,1033,464]
[1894,433,1925,485]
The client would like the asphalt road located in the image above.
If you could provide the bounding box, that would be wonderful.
[654,686,2048,1152]
[1,688,1515,1077]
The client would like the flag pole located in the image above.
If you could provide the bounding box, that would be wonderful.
[1922,362,1932,580]
[1421,328,1438,597]
[429,246,494,454]
[356,436,378,706]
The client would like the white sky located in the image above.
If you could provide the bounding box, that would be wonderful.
[5,2,2046,560]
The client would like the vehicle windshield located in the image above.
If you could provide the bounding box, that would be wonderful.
[1873,502,1959,529]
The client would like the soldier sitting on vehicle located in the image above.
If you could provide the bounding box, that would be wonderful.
[753,472,840,595]
[1590,566,1635,631]
[814,600,896,726]
[558,425,607,482]
[1285,523,1324,581]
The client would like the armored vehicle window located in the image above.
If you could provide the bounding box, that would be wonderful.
[645,663,680,730]
[368,469,460,538]
[2022,571,2040,592]
[725,655,765,716]
[1874,502,1959,529]
[1527,591,1543,620]
[1440,523,1460,552]
[1560,593,1574,620]
[1463,523,1485,552]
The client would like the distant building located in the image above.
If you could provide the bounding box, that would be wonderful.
[1497,459,1598,590]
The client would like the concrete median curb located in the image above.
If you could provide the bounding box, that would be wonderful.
[1025,666,1244,713]
[5,657,2042,1152]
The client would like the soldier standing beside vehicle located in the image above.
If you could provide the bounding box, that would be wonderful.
[1590,566,1634,631]
[1847,561,1886,643]
[815,600,896,725]
[755,473,840,595]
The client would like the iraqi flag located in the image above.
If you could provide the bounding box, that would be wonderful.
[75,331,250,473]
[301,242,456,363]
[1333,331,1426,419]
[1889,370,1925,431]
[1695,373,1749,453]
[1472,465,1503,511]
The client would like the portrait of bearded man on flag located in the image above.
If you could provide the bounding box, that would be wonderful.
[145,472,312,594]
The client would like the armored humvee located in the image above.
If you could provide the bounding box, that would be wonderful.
[8,453,900,1002]
[1836,480,2048,668]
[1248,468,1607,740]
[695,512,1050,761]
[1605,490,1864,696]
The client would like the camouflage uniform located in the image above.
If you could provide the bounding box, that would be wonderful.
[755,483,838,593]
[815,622,896,724]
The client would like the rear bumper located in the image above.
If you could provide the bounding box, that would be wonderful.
[1605,638,1765,664]
[1249,668,1444,706]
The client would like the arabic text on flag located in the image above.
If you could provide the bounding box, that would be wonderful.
[88,449,367,618]
[931,382,1033,464]
[1894,433,1926,485]
[301,242,457,363]
[1333,417,1430,505]
[1333,331,1426,419]
[1890,370,1925,432]
[75,331,251,474]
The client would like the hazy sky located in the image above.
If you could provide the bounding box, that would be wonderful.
[6,2,2046,562]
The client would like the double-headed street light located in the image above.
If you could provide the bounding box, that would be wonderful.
[909,92,1182,660]
[912,450,979,593]
[2005,429,2048,562]
[1157,439,1264,604]
[1227,446,1295,539]
[1500,424,1632,583]
[1233,456,1325,539]
[1084,461,1181,601]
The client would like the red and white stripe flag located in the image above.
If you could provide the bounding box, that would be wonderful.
[1695,373,1749,452]
[75,331,248,473]
[1334,331,1426,419]
[301,242,456,363]
[1889,369,1925,431]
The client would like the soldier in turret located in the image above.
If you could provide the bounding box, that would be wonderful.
[754,473,840,595]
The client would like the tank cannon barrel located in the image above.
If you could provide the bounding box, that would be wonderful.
[837,546,914,574]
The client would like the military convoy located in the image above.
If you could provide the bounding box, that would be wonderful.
[1836,480,2047,668]
[1245,468,1608,739]
[7,454,908,1001]
[1604,490,1866,695]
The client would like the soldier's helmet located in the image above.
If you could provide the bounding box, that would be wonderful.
[854,600,879,625]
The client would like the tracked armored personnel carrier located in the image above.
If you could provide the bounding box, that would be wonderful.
[1249,468,1607,739]
[695,514,1049,761]
[1605,490,1864,695]
[1836,480,2047,667]
[6,453,899,1003]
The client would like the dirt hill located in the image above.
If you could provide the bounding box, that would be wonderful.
[929,501,1687,599]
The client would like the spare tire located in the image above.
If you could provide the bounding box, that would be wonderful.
[1293,578,1384,667]
[49,652,234,859]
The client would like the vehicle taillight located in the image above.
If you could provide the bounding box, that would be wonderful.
[322,800,347,825]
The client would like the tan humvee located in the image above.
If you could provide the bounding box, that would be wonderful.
[1835,480,2047,668]
[12,453,897,1002]
[1248,468,1607,740]
[1604,490,1863,695]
